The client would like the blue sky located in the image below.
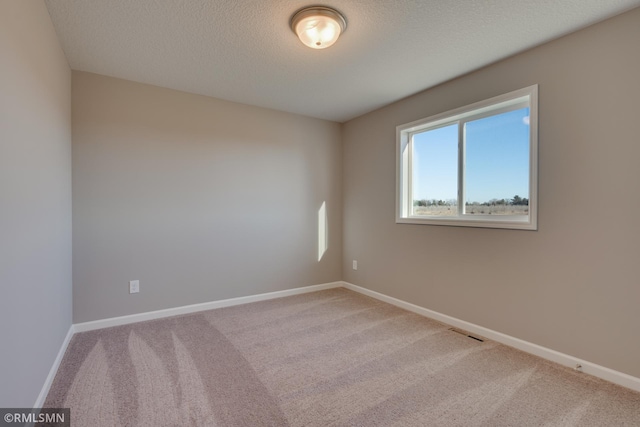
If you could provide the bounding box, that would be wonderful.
[412,107,530,203]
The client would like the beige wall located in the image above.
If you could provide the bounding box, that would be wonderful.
[72,72,342,323]
[0,1,72,406]
[343,8,640,378]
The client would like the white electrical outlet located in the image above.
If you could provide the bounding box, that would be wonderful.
[352,260,358,270]
[129,280,140,294]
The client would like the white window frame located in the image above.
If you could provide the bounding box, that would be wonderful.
[396,85,538,230]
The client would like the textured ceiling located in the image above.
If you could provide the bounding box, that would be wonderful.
[45,0,640,122]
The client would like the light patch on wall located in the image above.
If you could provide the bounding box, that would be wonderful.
[318,201,328,261]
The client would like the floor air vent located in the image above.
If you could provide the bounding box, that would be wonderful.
[448,327,484,342]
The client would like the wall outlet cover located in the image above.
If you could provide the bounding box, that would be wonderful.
[129,280,140,294]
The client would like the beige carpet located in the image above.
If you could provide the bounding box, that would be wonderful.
[44,288,640,426]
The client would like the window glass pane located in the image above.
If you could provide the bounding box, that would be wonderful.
[412,123,458,216]
[464,107,530,216]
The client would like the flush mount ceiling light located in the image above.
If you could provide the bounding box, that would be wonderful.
[290,6,347,49]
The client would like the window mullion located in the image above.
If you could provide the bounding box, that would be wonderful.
[457,120,464,216]
[407,133,414,216]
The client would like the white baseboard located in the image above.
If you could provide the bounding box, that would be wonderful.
[34,324,75,408]
[342,281,640,393]
[74,281,343,333]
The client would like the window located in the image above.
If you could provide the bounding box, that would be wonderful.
[396,85,538,230]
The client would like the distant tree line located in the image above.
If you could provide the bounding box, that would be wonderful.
[413,199,457,207]
[468,195,529,206]
[414,195,528,207]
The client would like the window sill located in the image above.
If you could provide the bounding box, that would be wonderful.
[396,216,537,230]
